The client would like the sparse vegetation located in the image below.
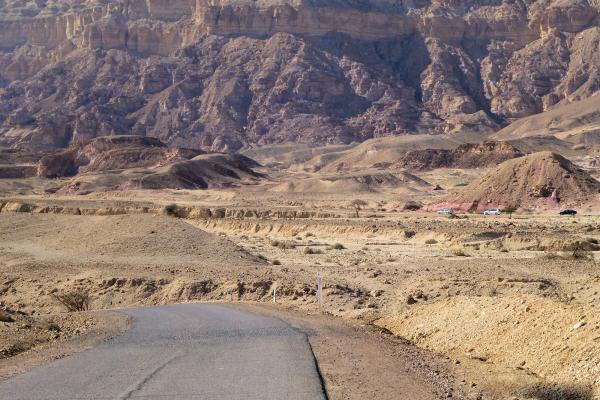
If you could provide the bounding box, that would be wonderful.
[503,206,517,219]
[164,203,180,217]
[543,249,594,261]
[0,309,14,323]
[51,289,92,312]
[425,239,438,245]
[452,248,469,257]
[304,247,324,254]
[270,240,296,249]
[329,243,346,250]
[271,259,282,265]
[403,200,422,211]
[350,199,368,218]
[403,230,416,239]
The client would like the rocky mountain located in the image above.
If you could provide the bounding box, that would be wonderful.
[435,151,600,210]
[0,0,599,152]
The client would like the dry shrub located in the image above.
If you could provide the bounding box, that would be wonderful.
[304,247,323,255]
[543,249,594,261]
[52,289,92,312]
[425,239,438,245]
[329,243,346,250]
[452,248,469,257]
[403,230,416,239]
[0,309,14,323]
[164,203,180,217]
[271,259,282,265]
[270,240,295,249]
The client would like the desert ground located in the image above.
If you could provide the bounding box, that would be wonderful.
[1,140,599,400]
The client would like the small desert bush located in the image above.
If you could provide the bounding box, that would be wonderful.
[543,249,594,261]
[403,230,416,239]
[425,239,438,245]
[52,289,92,312]
[164,203,180,217]
[586,237,599,245]
[0,309,14,323]
[256,254,268,261]
[452,248,469,257]
[271,259,282,265]
[270,240,296,249]
[329,243,346,250]
[304,247,323,255]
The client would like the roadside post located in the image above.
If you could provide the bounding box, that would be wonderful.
[272,285,276,303]
[229,287,233,302]
[316,273,323,311]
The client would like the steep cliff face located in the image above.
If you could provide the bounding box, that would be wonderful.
[0,0,598,151]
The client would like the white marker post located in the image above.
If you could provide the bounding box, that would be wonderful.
[229,288,233,302]
[272,285,276,303]
[316,273,323,311]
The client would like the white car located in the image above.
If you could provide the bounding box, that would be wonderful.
[437,208,454,215]
[483,208,501,215]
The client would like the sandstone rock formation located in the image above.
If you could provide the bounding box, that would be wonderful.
[0,0,598,151]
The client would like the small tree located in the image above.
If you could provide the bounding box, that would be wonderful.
[503,206,517,219]
[350,199,368,218]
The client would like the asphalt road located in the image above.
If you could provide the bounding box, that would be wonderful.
[0,304,328,400]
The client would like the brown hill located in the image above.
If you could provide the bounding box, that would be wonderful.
[389,141,523,171]
[270,171,430,193]
[492,95,600,144]
[135,153,264,190]
[37,135,203,178]
[436,152,600,211]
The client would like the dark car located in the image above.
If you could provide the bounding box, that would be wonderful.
[559,209,577,215]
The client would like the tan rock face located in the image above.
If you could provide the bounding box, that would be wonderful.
[0,0,599,150]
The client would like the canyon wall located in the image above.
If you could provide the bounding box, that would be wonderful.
[0,0,598,151]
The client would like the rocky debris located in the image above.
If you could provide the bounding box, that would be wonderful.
[0,0,599,150]
[388,141,524,171]
[436,151,600,210]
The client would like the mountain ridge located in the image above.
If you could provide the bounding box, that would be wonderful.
[0,0,599,151]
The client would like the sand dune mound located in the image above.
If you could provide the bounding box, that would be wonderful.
[271,171,430,193]
[389,141,523,171]
[440,152,600,210]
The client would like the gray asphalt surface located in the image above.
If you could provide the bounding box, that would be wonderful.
[0,304,328,400]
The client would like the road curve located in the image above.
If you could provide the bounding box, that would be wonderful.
[0,304,328,400]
